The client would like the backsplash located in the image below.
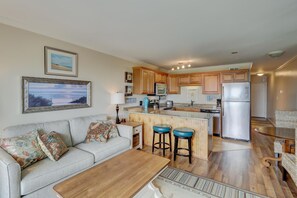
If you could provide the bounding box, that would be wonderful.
[166,86,221,105]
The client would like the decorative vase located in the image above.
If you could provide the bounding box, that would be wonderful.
[143,97,149,112]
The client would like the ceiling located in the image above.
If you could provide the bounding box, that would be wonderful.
[1,0,297,73]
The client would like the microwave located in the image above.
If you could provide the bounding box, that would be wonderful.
[154,83,167,95]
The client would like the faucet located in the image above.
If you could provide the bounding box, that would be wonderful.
[190,100,194,106]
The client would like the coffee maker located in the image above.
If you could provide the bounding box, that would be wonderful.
[216,99,221,108]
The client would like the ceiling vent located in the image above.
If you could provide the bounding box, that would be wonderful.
[229,67,239,70]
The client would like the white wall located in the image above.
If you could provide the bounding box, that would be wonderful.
[0,24,150,130]
[166,86,221,105]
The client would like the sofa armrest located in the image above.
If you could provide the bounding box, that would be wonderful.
[117,124,133,149]
[0,147,21,198]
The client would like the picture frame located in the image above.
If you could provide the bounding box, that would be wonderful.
[125,72,133,83]
[125,85,133,96]
[44,46,78,77]
[22,77,91,113]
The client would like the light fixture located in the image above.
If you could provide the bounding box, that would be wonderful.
[170,61,192,71]
[257,73,264,76]
[268,50,284,58]
[231,51,238,54]
[111,92,125,124]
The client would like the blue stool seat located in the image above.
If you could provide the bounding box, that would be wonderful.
[173,127,194,138]
[153,124,171,133]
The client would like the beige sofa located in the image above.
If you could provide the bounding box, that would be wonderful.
[0,114,133,198]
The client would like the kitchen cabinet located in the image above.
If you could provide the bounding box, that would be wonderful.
[133,67,155,94]
[221,70,249,83]
[155,72,167,83]
[190,74,202,85]
[167,75,180,94]
[178,75,190,85]
[202,73,220,94]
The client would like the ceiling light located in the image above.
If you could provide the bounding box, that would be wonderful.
[171,68,175,71]
[182,65,185,69]
[177,66,180,70]
[268,50,285,58]
[257,73,264,76]
[231,51,238,54]
[188,64,191,67]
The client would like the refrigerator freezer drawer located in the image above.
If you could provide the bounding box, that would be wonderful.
[222,101,250,141]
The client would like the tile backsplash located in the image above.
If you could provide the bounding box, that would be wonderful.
[166,86,221,104]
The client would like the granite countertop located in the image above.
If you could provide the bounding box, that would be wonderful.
[125,107,213,120]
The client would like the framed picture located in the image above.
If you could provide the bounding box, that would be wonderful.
[44,46,78,77]
[125,72,133,83]
[22,77,91,113]
[125,86,133,96]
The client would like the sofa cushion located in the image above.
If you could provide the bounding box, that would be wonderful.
[75,137,130,163]
[20,147,94,196]
[2,120,72,147]
[69,114,107,145]
[0,131,47,169]
[85,122,111,143]
[37,131,69,161]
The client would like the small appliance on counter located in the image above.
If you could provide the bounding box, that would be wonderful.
[216,99,221,108]
[163,100,174,110]
[147,96,160,109]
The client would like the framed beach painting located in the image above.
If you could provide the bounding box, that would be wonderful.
[22,77,91,113]
[44,46,78,77]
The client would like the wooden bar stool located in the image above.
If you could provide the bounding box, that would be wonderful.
[173,127,194,164]
[152,124,172,156]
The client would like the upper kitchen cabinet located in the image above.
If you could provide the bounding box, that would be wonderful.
[155,72,167,83]
[221,70,249,83]
[202,73,221,94]
[178,75,190,85]
[133,67,155,94]
[167,75,180,94]
[190,73,202,85]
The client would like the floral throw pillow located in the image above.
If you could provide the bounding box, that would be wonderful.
[85,122,111,143]
[0,131,47,169]
[37,131,69,161]
[103,120,120,139]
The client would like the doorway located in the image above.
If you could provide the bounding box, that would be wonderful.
[251,76,267,118]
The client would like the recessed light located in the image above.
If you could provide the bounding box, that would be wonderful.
[188,64,191,67]
[268,50,284,58]
[231,51,238,54]
[257,73,264,76]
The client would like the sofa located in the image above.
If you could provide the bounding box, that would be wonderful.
[0,114,133,198]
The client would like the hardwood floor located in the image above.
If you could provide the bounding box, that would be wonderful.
[142,118,297,198]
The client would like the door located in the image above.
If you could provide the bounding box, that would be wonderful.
[222,82,250,102]
[222,101,250,141]
[251,82,267,118]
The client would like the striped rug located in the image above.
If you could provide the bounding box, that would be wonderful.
[156,167,268,198]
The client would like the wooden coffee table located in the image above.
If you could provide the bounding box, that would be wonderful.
[53,149,170,198]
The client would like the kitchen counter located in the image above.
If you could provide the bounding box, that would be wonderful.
[127,107,213,160]
[125,107,213,120]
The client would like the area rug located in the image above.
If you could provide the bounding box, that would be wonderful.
[152,167,268,198]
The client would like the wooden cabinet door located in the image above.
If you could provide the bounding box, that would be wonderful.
[167,75,180,94]
[202,73,220,94]
[179,75,190,85]
[141,70,149,94]
[190,74,202,84]
[234,71,248,82]
[148,71,155,94]
[155,73,167,83]
[221,73,234,83]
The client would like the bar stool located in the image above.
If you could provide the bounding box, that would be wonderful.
[152,124,172,156]
[173,127,194,164]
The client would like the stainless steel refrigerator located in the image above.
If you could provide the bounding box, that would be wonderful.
[222,82,250,141]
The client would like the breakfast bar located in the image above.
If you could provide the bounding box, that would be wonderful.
[128,109,213,160]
